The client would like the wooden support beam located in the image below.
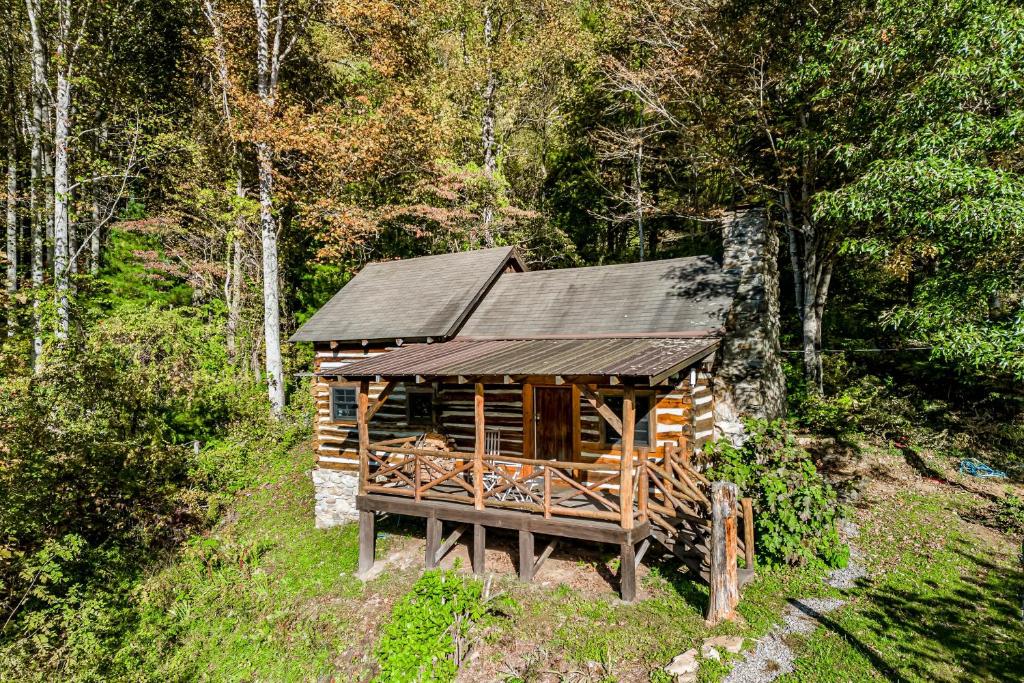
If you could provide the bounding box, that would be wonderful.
[620,387,636,531]
[425,515,442,569]
[741,497,755,569]
[521,382,534,458]
[357,380,370,496]
[635,537,650,568]
[578,384,624,437]
[474,383,485,510]
[434,523,467,565]
[518,529,535,582]
[365,380,396,421]
[533,538,558,577]
[472,524,486,575]
[706,482,739,625]
[620,540,637,602]
[357,510,375,578]
[637,447,649,522]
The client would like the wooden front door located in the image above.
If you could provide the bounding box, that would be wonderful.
[534,387,574,461]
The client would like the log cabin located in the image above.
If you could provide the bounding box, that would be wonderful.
[290,207,784,609]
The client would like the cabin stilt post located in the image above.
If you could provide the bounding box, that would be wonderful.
[518,529,535,582]
[473,383,485,510]
[472,524,486,575]
[358,510,375,577]
[620,540,637,602]
[425,515,442,569]
[620,386,636,530]
[706,481,739,625]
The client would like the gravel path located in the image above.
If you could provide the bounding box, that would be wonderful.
[723,521,865,683]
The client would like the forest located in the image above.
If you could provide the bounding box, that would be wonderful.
[0,0,1022,680]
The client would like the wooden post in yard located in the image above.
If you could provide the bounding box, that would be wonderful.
[741,497,755,568]
[619,386,636,530]
[472,524,486,575]
[358,510,375,577]
[706,481,739,625]
[620,540,637,602]
[474,382,485,510]
[357,380,370,495]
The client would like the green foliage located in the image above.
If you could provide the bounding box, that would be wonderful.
[709,422,849,568]
[993,494,1024,537]
[374,569,498,682]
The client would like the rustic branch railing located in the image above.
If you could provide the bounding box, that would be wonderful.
[364,442,642,523]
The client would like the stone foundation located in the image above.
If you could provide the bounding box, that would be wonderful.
[714,207,786,443]
[312,468,359,528]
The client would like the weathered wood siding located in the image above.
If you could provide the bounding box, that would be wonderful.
[437,385,524,456]
[313,342,417,470]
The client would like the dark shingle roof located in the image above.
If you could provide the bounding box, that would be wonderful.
[290,247,523,343]
[336,337,719,383]
[457,255,737,339]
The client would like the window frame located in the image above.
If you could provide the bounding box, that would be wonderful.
[328,383,359,424]
[598,390,656,449]
[405,385,435,428]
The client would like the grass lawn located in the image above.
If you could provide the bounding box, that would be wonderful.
[117,441,1023,682]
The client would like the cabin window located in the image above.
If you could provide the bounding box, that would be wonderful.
[601,393,653,447]
[406,387,434,427]
[330,385,358,422]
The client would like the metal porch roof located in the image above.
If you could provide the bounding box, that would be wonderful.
[335,337,719,383]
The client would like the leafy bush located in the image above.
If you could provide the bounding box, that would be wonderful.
[993,495,1024,537]
[708,421,849,568]
[374,569,507,682]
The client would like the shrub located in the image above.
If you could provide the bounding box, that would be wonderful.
[374,569,507,682]
[708,421,849,568]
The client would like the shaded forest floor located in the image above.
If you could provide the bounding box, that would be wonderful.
[112,431,1023,682]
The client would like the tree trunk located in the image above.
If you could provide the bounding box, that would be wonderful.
[252,0,285,416]
[89,195,101,274]
[26,0,45,366]
[635,138,644,261]
[53,58,71,339]
[6,138,16,316]
[226,178,244,362]
[479,2,497,246]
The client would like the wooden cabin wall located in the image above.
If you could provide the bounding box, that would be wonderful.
[313,343,422,470]
[574,371,716,489]
[437,384,524,456]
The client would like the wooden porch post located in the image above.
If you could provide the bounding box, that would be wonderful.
[707,481,739,625]
[358,510,375,577]
[357,379,370,496]
[474,382,485,509]
[620,540,637,602]
[620,386,635,530]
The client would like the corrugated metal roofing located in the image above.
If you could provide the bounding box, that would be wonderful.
[335,337,719,382]
[457,255,737,339]
[290,247,523,342]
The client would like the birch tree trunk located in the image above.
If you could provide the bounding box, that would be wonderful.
[226,179,244,362]
[53,23,72,340]
[479,1,497,246]
[26,0,45,365]
[89,195,101,274]
[252,0,285,416]
[6,134,16,318]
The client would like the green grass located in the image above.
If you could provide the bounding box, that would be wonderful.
[778,491,1024,682]
[114,449,404,681]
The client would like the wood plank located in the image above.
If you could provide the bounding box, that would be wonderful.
[365,380,397,421]
[357,494,650,544]
[425,515,442,569]
[474,383,485,510]
[472,524,486,575]
[742,497,755,569]
[578,384,623,436]
[518,530,535,582]
[620,387,635,530]
[533,538,558,577]
[620,540,637,602]
[357,510,375,578]
[434,523,467,564]
[521,382,534,458]
[357,380,370,496]
[706,482,739,625]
